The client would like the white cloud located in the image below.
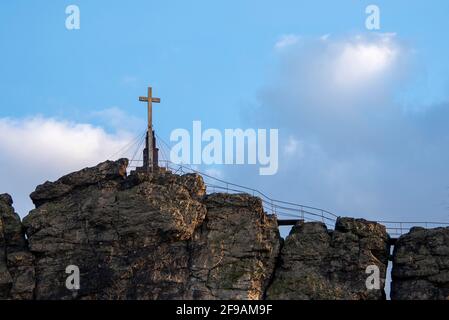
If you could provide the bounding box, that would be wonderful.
[261,33,408,131]
[274,34,300,50]
[333,35,398,89]
[235,33,449,223]
[0,116,137,217]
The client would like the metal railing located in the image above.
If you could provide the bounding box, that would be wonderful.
[127,159,449,237]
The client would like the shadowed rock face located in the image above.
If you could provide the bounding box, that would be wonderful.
[0,194,35,299]
[266,218,390,300]
[391,227,449,300]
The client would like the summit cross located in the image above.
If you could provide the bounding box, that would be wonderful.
[139,86,161,171]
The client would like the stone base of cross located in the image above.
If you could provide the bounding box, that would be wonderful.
[142,130,159,171]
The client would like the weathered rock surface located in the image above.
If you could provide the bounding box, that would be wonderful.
[266,218,390,300]
[188,193,281,299]
[4,158,449,300]
[22,159,280,299]
[391,227,449,300]
[30,159,129,208]
[0,194,35,299]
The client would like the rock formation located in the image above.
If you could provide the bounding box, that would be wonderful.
[391,227,449,300]
[2,158,449,300]
[266,218,390,300]
[0,194,35,299]
[21,159,280,300]
[188,193,280,299]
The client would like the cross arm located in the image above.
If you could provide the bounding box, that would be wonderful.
[139,97,161,103]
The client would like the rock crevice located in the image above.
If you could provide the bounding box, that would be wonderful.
[0,194,35,299]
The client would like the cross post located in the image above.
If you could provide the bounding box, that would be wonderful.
[139,86,161,172]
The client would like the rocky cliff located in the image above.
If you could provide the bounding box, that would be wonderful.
[1,159,448,300]
[0,194,35,299]
[391,227,449,300]
[20,159,281,300]
[266,218,390,300]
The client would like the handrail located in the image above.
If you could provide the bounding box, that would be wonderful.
[157,160,339,217]
[127,160,449,237]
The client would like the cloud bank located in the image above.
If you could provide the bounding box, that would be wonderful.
[236,33,449,222]
[0,116,135,217]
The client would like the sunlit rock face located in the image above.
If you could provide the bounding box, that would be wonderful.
[391,227,449,300]
[22,159,281,300]
[187,193,281,300]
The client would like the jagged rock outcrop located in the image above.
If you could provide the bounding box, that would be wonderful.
[22,159,281,300]
[29,158,129,208]
[188,194,281,299]
[391,227,449,300]
[0,194,35,299]
[266,218,390,300]
[5,158,449,300]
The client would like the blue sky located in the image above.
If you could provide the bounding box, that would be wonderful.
[2,1,448,127]
[1,1,449,223]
